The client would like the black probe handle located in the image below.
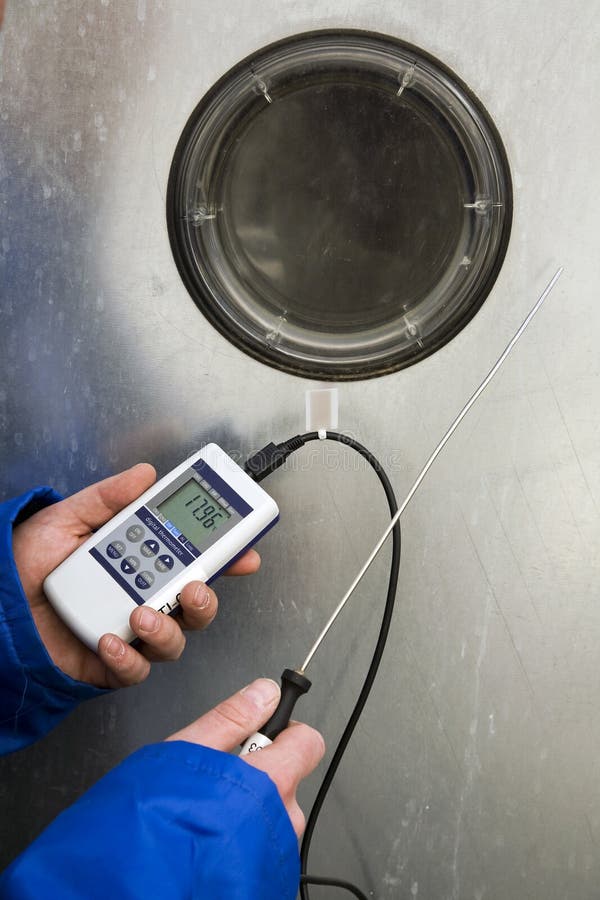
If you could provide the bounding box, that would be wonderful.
[240,669,311,754]
[262,668,312,740]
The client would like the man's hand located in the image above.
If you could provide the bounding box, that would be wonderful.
[168,678,325,836]
[12,464,260,689]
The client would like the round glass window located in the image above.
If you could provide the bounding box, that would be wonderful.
[167,30,512,380]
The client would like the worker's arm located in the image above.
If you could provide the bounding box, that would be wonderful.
[0,679,325,900]
[0,486,106,753]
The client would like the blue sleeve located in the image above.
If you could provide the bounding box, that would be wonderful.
[0,488,107,754]
[0,741,300,900]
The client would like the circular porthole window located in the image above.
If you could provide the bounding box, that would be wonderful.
[167,30,512,380]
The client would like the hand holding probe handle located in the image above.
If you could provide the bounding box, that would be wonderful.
[240,668,311,755]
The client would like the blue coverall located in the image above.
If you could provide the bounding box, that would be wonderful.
[0,488,299,898]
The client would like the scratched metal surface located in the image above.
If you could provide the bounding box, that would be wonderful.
[1,2,599,897]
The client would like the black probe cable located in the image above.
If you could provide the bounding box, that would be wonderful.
[245,432,401,900]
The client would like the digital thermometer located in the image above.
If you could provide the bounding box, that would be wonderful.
[44,443,279,650]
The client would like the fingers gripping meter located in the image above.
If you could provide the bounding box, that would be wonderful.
[44,444,279,650]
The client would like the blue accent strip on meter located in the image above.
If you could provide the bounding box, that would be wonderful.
[135,508,196,564]
[90,547,145,606]
[191,459,253,517]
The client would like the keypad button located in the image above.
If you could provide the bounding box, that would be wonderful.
[184,541,197,555]
[178,534,188,544]
[106,541,126,559]
[126,524,145,542]
[135,571,155,590]
[140,539,159,558]
[170,525,182,537]
[120,556,140,575]
[155,554,174,573]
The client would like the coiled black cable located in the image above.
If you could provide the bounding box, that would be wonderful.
[300,873,369,898]
[298,434,400,900]
[248,432,401,899]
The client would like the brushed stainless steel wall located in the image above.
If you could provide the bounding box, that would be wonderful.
[1,2,599,898]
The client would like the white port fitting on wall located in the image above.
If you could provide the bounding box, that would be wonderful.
[305,388,339,439]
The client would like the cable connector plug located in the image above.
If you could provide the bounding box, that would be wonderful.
[244,435,305,482]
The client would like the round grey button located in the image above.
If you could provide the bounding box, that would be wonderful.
[106,540,126,559]
[126,524,145,542]
[121,556,140,575]
[136,571,155,589]
[155,554,174,573]
[141,539,160,558]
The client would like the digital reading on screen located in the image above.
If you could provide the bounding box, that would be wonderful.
[156,479,232,547]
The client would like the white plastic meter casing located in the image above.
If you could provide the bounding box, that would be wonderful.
[44,444,279,650]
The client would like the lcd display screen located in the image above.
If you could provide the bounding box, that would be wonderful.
[157,479,231,546]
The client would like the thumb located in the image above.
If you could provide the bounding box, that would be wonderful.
[58,463,157,534]
[166,679,281,751]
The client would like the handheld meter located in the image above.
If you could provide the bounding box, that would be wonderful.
[44,444,279,650]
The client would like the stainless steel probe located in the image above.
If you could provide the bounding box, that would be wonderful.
[240,267,563,755]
